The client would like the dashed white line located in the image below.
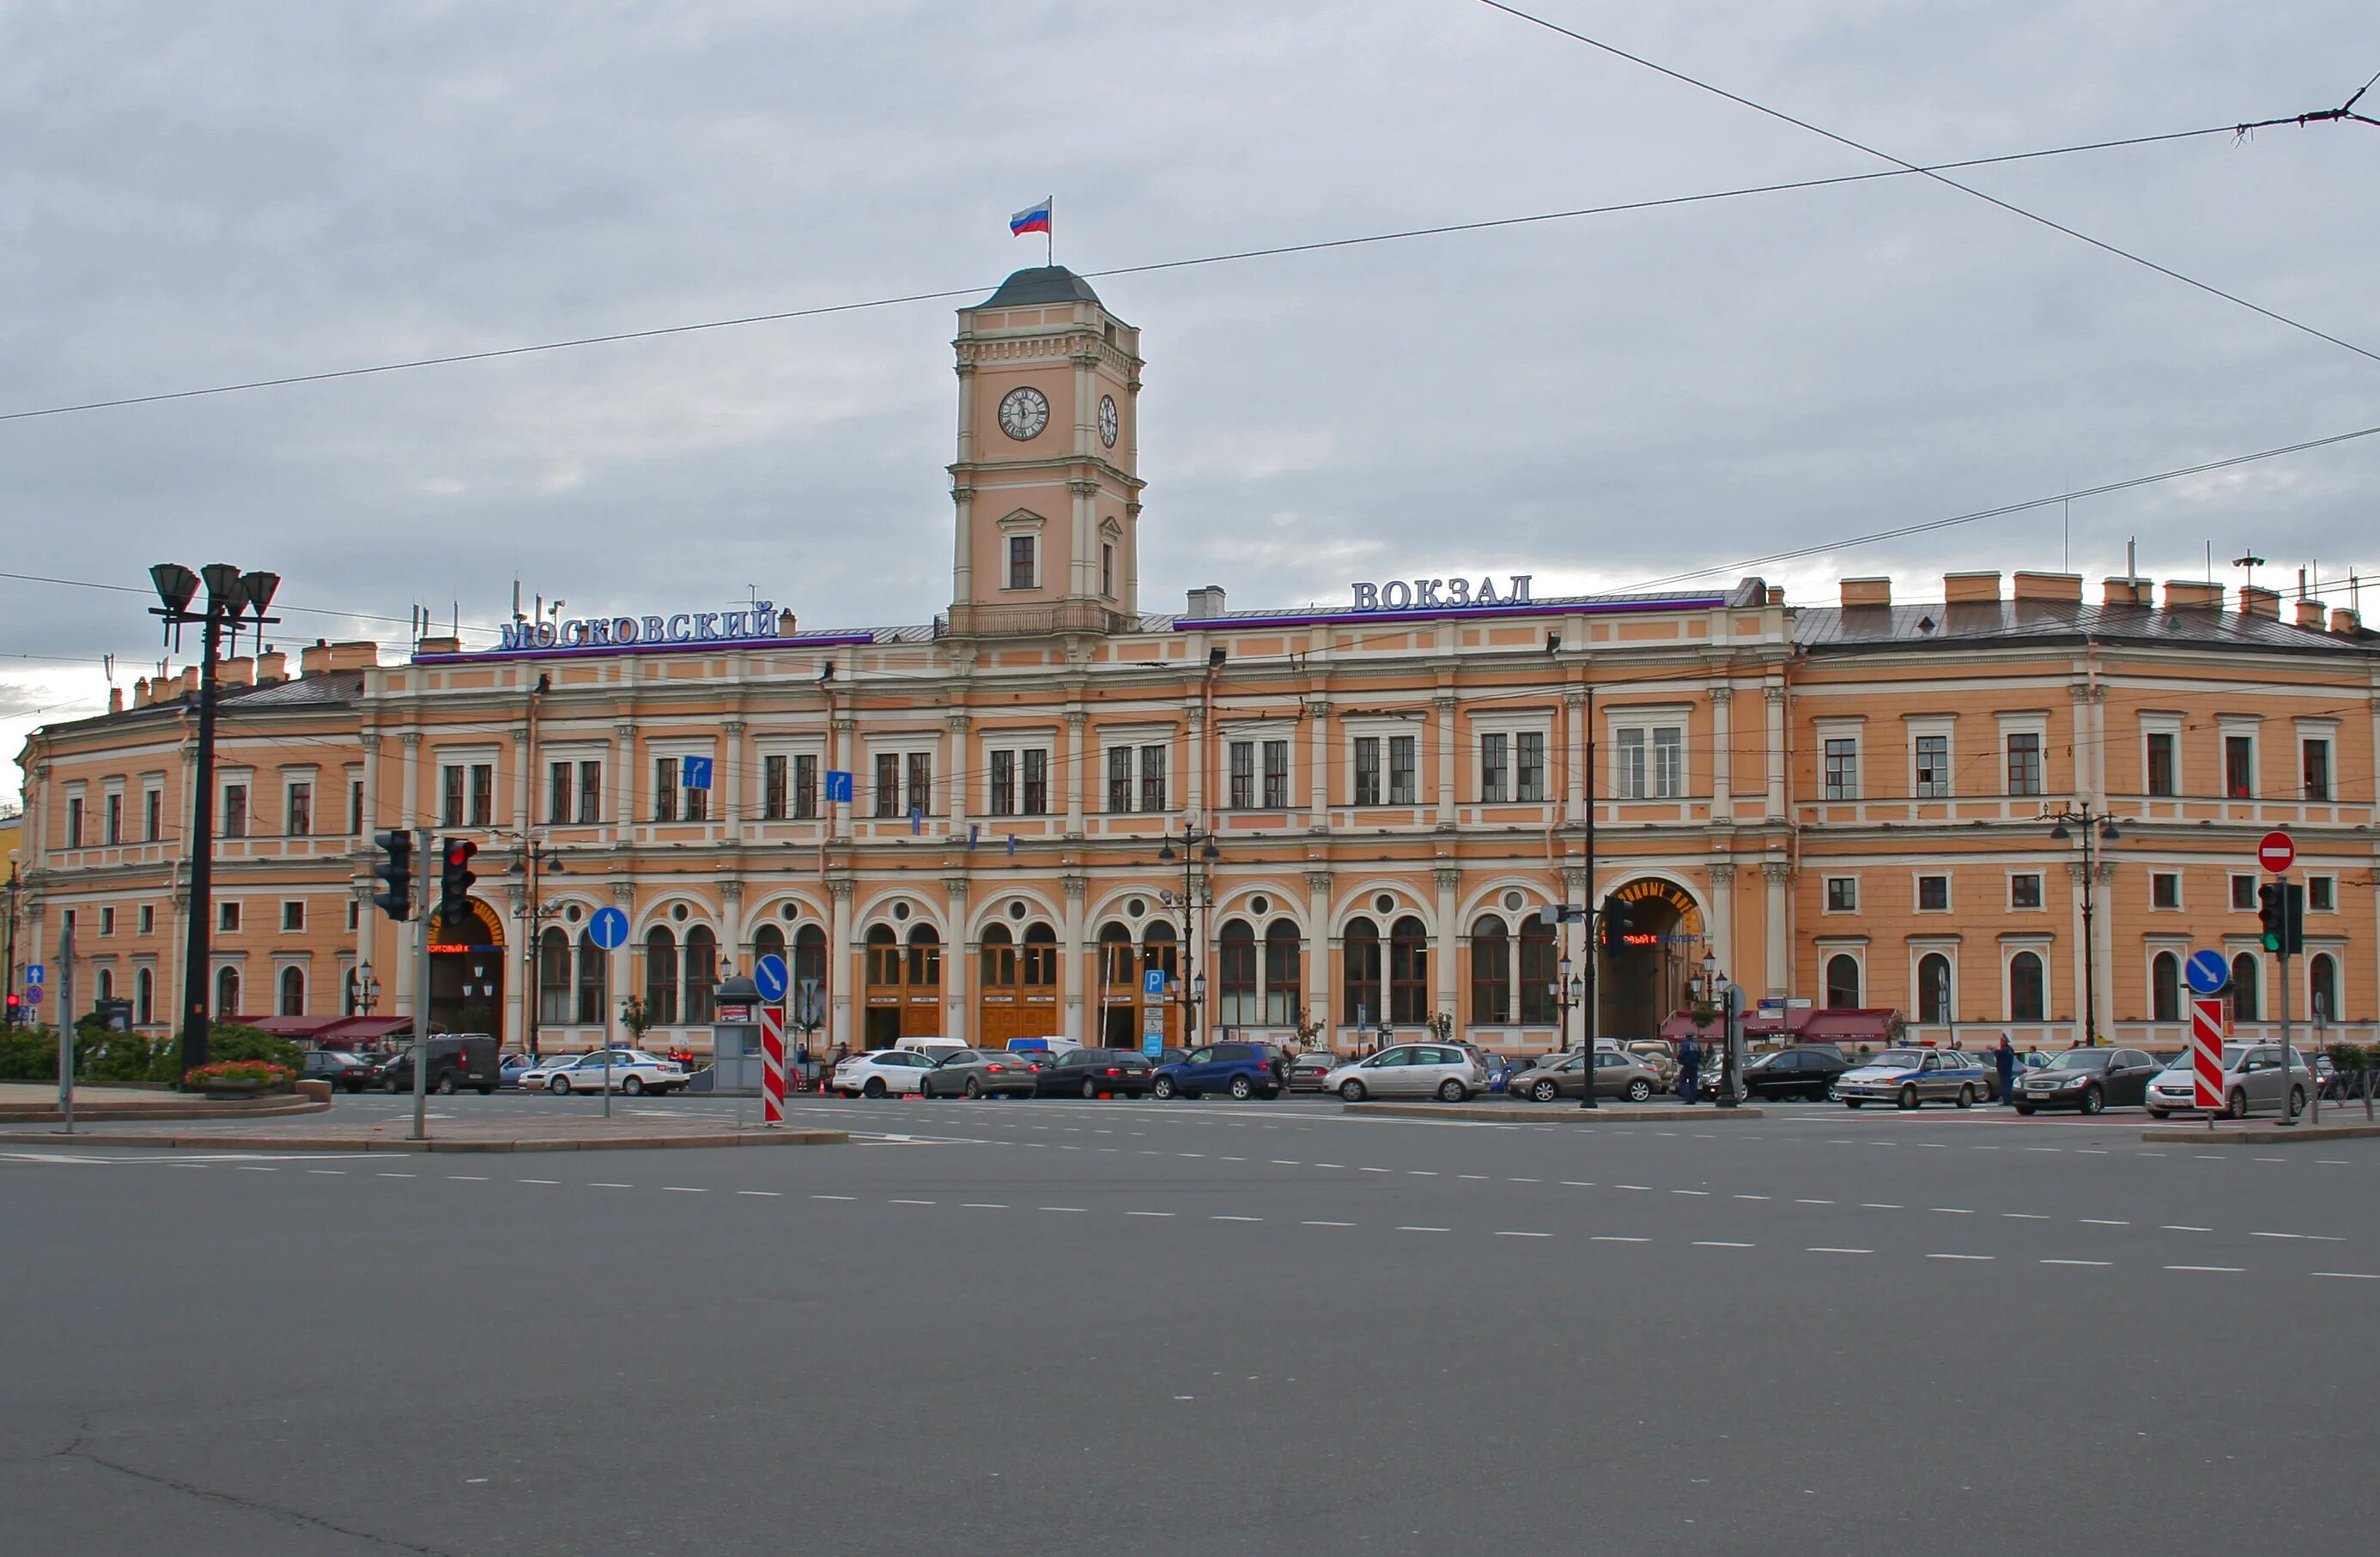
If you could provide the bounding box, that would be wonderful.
[2002,1213,2049,1221]
[1807,1247,1873,1256]
[306,1169,347,1176]
[1795,1198,1834,1206]
[962,1203,1009,1210]
[1039,1206,1088,1214]
[811,1194,855,1202]
[2165,1265,2244,1274]
[890,1198,935,1206]
[376,1172,416,1179]
[1407,1171,1439,1177]
[1126,1210,1174,1218]
[737,1190,781,1197]
[2079,1219,2128,1227]
[2162,1224,2213,1233]
[1860,1203,1903,1210]
[520,1178,561,1185]
[1302,1220,1355,1227]
[2312,1271,2380,1281]
[1734,1193,1770,1202]
[1591,1235,1649,1243]
[1563,1181,1597,1188]
[1673,1190,1711,1197]
[234,1166,277,1173]
[589,1182,632,1189]
[1694,1240,1754,1249]
[662,1186,706,1194]
[1497,1231,1552,1239]
[1927,1253,1994,1262]
[1619,1184,1654,1192]
[1396,1226,1450,1233]
[1931,1208,1974,1215]
[1212,1215,1264,1222]
[2042,1259,2113,1267]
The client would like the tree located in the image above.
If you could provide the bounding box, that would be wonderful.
[618,994,650,1049]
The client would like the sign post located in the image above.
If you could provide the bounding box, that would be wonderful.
[411,826,434,1142]
[2257,832,2300,1127]
[2190,997,2226,1122]
[56,929,75,1134]
[754,953,790,1126]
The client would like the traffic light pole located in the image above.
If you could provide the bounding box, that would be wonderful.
[412,826,433,1142]
[1578,687,1597,1110]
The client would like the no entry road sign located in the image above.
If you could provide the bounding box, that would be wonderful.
[2256,831,2296,874]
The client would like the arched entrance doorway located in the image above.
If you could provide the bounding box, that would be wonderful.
[862,924,944,1048]
[428,897,506,1035]
[1095,920,1181,1048]
[976,923,1059,1047]
[1598,878,1703,1040]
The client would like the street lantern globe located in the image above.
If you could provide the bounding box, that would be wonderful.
[1200,841,1218,863]
[239,569,282,615]
[200,562,243,603]
[1191,973,1207,1000]
[2099,821,2121,843]
[1158,840,1175,863]
[1701,953,1718,979]
[1557,953,1574,981]
[2049,821,2072,842]
[149,562,198,614]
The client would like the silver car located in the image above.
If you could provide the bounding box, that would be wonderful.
[2145,1044,2314,1120]
[1326,1044,1487,1102]
[1835,1048,1981,1109]
[1511,1049,1660,1103]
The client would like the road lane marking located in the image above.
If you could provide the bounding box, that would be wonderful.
[1673,1190,1711,1197]
[234,1166,277,1173]
[1563,1181,1597,1188]
[2042,1259,2112,1267]
[1395,1226,1450,1233]
[1735,1194,1770,1201]
[1408,1171,1439,1177]
[2162,1225,2213,1233]
[1302,1220,1355,1227]
[1497,1231,1552,1239]
[2312,1272,2380,1281]
[1360,1166,1392,1173]
[589,1182,632,1189]
[2165,1265,2245,1274]
[1039,1206,1088,1213]
[1509,1177,1541,1184]
[1591,1235,1649,1243]
[376,1172,416,1179]
[1927,1254,1994,1262]
[1619,1184,1653,1192]
[962,1203,1009,1209]
[1212,1215,1264,1222]
[1694,1240,1754,1248]
[520,1178,561,1185]
[1807,1247,1873,1256]
[307,1169,347,1176]
[2002,1213,2049,1221]
[1795,1198,1834,1205]
[890,1198,935,1206]
[1860,1203,1903,1210]
[738,1190,781,1197]
[1931,1208,1974,1215]
[2079,1218,2128,1226]
[1126,1211,1174,1218]
[811,1194,855,1201]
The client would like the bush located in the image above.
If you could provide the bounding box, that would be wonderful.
[205,1024,303,1072]
[0,1021,296,1086]
[185,1059,293,1091]
[0,1024,61,1081]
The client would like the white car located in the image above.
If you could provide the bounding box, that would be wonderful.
[531,1050,689,1096]
[1322,1043,1486,1102]
[834,1048,939,1098]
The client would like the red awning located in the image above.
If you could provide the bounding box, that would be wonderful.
[312,1015,416,1049]
[249,1014,348,1040]
[1660,1006,1903,1044]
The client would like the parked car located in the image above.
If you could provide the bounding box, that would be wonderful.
[373,1037,501,1095]
[2145,1045,2313,1120]
[302,1050,375,1093]
[529,1050,689,1096]
[1737,1045,1854,1101]
[834,1047,939,1098]
[1035,1047,1156,1099]
[896,1037,972,1064]
[919,1049,1040,1099]
[1835,1048,1982,1109]
[1945,1050,2001,1102]
[1512,1049,1659,1103]
[1623,1039,1680,1093]
[497,1052,544,1089]
[2013,1047,2162,1114]
[1151,1041,1285,1100]
[1322,1043,1487,1102]
[1286,1051,1340,1092]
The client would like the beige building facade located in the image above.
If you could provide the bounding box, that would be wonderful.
[15,269,2379,1057]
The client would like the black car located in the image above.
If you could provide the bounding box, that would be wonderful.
[1737,1045,1855,1101]
[2013,1046,2162,1114]
[1034,1047,1156,1099]
[301,1050,375,1093]
[373,1036,501,1096]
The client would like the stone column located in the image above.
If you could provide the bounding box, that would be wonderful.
[398,731,422,827]
[1563,692,1587,826]
[1305,869,1333,1042]
[721,719,746,838]
[1764,686,1787,821]
[1060,872,1087,1041]
[510,727,531,834]
[1709,687,1733,822]
[613,723,636,832]
[1068,474,1099,600]
[828,875,854,1050]
[1306,700,1330,832]
[1064,710,1087,838]
[2092,861,2117,1041]
[1763,860,1791,999]
[944,874,973,1043]
[356,733,380,976]
[503,881,528,1046]
[1433,865,1460,1034]
[1436,695,1458,830]
[950,359,976,604]
[946,712,972,837]
[2067,858,2091,1045]
[1707,863,1736,980]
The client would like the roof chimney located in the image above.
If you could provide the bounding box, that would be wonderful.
[1764,585,1784,605]
[217,655,255,687]
[300,639,381,676]
[2011,571,2082,603]
[255,650,288,684]
[2330,607,2361,635]
[416,635,461,656]
[1838,577,1891,608]
[132,676,151,710]
[107,686,124,714]
[1943,571,2001,603]
[2238,585,2280,620]
[2164,579,2222,609]
[777,609,798,637]
[2101,576,2152,606]
[1184,585,1227,620]
[2294,598,2325,630]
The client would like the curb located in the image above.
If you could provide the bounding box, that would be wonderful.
[0,1098,331,1124]
[0,1128,848,1152]
[2140,1120,2380,1145]
[1345,1102,1764,1123]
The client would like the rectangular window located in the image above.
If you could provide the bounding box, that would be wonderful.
[2005,732,2043,797]
[346,900,360,931]
[1228,742,1254,809]
[282,900,305,932]
[139,905,155,935]
[469,763,493,827]
[2230,874,2256,911]
[1653,727,1683,799]
[105,792,123,845]
[349,778,365,835]
[2303,738,2332,801]
[1914,735,1950,798]
[286,782,312,838]
[762,755,787,820]
[653,756,678,821]
[1615,728,1645,799]
[1107,747,1133,813]
[1823,738,1858,801]
[907,752,932,817]
[2150,871,2180,910]
[1353,736,1381,806]
[792,754,817,820]
[1824,877,1857,912]
[1516,732,1546,803]
[440,766,464,827]
[577,760,602,824]
[62,909,75,937]
[1025,748,1050,815]
[2224,735,2254,799]
[1102,542,1115,598]
[1137,746,1164,815]
[1387,736,1416,804]
[100,906,115,936]
[147,789,163,841]
[2146,731,2177,797]
[221,784,247,839]
[1479,732,1509,803]
[1262,740,1290,809]
[2011,874,2043,911]
[875,753,900,818]
[2309,875,2336,912]
[990,750,1017,816]
[1006,536,1035,591]
[1916,875,1948,912]
[66,796,84,848]
[219,900,241,932]
[549,760,573,825]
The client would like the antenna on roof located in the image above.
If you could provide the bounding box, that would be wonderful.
[2231,551,2265,592]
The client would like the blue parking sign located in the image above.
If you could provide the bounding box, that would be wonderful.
[1143,967,1165,997]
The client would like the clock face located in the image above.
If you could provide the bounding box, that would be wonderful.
[997,385,1050,441]
[1099,394,1119,448]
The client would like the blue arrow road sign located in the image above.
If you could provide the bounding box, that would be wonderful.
[587,906,630,951]
[681,755,713,791]
[2185,948,2231,996]
[24,964,43,986]
[753,954,789,1003]
[824,770,853,803]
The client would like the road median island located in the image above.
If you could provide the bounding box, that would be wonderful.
[0,1083,331,1124]
[0,1119,848,1151]
[1345,1101,1764,1123]
[2140,1119,2380,1145]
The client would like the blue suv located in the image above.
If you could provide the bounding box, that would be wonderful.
[1150,1041,1284,1100]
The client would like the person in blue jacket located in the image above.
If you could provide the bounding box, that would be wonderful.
[1676,1032,1703,1105]
[1994,1033,2017,1106]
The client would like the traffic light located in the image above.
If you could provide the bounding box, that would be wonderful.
[438,837,478,925]
[2258,882,2304,955]
[1600,894,1633,956]
[371,829,414,921]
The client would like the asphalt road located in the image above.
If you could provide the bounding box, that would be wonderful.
[5,1093,2377,1555]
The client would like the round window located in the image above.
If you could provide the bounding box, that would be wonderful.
[1126,897,1146,918]
[1008,900,1027,921]
[779,901,798,921]
[1503,890,1525,912]
[671,903,689,923]
[564,903,584,924]
[892,901,911,922]
[1249,894,1271,916]
[1374,892,1394,915]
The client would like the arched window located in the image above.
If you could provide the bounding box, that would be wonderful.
[1021,924,1058,990]
[865,924,902,991]
[644,927,678,1024]
[981,924,1017,992]
[1140,921,1176,984]
[1099,922,1134,986]
[2151,952,2182,1023]
[792,924,827,1027]
[214,965,240,1019]
[2009,951,2045,1022]
[1917,953,1952,1024]
[1518,914,1557,1024]
[906,925,942,993]
[2310,952,2340,1027]
[1469,917,1510,1024]
[2231,953,2260,1021]
[96,967,114,1004]
[683,926,717,1023]
[1218,920,1259,1025]
[538,927,573,1024]
[575,929,607,1025]
[137,966,155,1026]
[1264,921,1302,1023]
[1389,915,1430,1025]
[753,924,786,969]
[1824,954,1861,1010]
[278,966,305,1016]
[1342,918,1381,1025]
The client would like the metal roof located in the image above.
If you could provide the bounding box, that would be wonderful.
[1794,601,2377,657]
[976,267,1103,309]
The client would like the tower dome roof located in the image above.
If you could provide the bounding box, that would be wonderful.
[977,266,1103,308]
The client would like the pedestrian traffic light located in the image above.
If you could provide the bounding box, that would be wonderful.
[371,829,414,921]
[438,838,478,925]
[2257,881,2304,955]
[1600,894,1632,956]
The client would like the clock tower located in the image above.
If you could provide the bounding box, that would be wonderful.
[948,267,1144,635]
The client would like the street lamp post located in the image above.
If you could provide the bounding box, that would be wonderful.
[1158,826,1221,1045]
[355,962,379,1016]
[148,561,279,1076]
[1557,951,1596,1111]
[506,834,568,1057]
[2048,806,2122,1047]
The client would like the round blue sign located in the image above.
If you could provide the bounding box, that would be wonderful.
[587,906,630,951]
[2184,948,2231,996]
[752,954,789,1003]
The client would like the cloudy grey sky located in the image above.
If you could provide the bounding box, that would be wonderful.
[4,1,2377,802]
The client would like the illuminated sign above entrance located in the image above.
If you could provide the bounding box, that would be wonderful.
[498,603,781,652]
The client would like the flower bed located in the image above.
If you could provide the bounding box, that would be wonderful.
[183,1060,294,1095]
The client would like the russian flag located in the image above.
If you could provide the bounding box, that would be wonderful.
[1010,197,1053,237]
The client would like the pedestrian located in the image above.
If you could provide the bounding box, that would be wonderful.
[1994,1033,2016,1106]
[1676,1031,1702,1106]
[794,1041,811,1091]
